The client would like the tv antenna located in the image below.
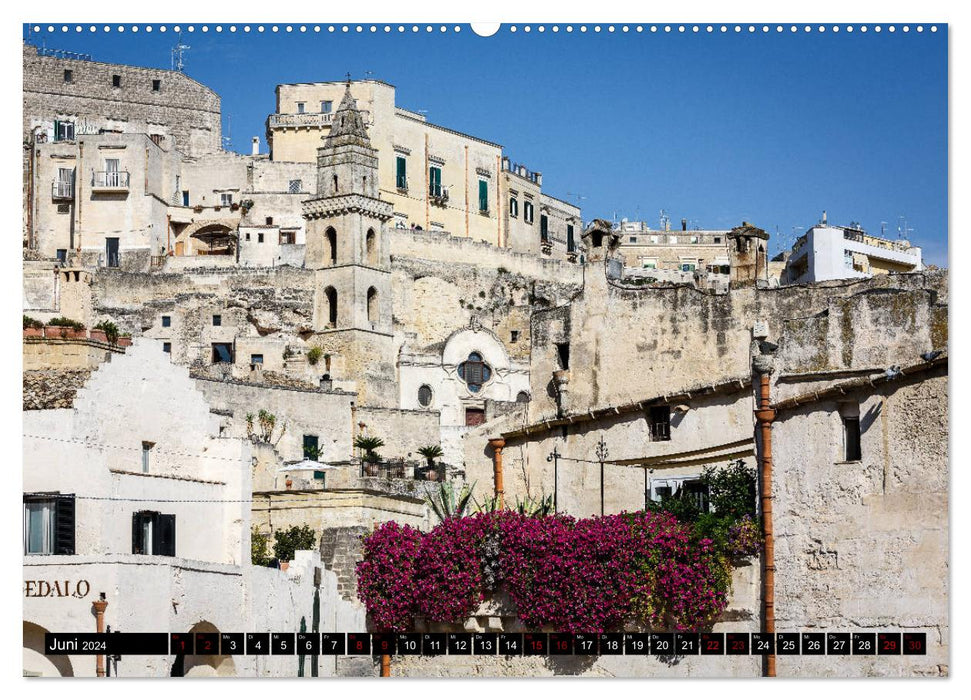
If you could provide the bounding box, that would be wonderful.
[880,221,888,237]
[364,70,374,80]
[222,115,232,151]
[171,31,190,72]
[566,192,587,208]
[896,215,914,240]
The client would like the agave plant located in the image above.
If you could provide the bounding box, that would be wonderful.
[417,444,444,467]
[515,493,554,517]
[425,481,476,523]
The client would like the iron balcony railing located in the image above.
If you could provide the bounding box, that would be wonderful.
[52,180,74,199]
[91,171,130,189]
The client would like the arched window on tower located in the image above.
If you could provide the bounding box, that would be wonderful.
[324,286,337,327]
[326,227,337,265]
[366,229,377,266]
[367,287,378,324]
[332,174,338,194]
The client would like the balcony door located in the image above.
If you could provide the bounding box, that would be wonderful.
[104,158,120,188]
[105,237,120,268]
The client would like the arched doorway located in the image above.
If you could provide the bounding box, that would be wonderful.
[324,286,338,327]
[23,621,74,677]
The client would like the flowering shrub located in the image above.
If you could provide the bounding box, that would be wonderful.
[356,510,735,633]
[355,521,422,632]
[726,514,763,557]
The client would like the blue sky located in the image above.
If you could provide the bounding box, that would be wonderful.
[23,24,948,264]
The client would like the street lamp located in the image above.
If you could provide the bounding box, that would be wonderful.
[595,436,609,516]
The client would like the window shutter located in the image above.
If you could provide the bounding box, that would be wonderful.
[157,514,176,557]
[131,511,141,554]
[479,180,488,211]
[53,495,75,555]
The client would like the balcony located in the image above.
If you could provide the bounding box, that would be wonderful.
[91,171,130,192]
[266,110,373,130]
[51,180,74,200]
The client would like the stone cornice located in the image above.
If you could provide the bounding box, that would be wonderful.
[302,193,393,222]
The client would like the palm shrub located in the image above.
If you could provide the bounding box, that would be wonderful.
[354,434,385,464]
[417,444,444,467]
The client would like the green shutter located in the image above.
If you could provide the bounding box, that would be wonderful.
[429,166,441,196]
[396,157,407,189]
[478,180,488,212]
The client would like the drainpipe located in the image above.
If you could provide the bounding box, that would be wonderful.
[488,438,506,508]
[754,372,776,677]
[380,653,391,677]
[92,593,108,677]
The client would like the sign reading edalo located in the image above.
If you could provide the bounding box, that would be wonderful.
[24,579,91,599]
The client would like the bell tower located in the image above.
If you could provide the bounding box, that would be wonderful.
[302,80,395,405]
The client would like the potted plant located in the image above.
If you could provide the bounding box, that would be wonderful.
[45,317,86,339]
[117,332,133,347]
[417,444,444,481]
[91,320,119,344]
[306,346,323,366]
[23,315,44,338]
[354,434,385,476]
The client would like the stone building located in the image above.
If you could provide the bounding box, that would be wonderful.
[22,340,364,677]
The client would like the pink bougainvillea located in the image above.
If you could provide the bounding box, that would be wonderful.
[356,511,732,633]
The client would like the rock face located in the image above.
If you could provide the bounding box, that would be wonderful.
[23,369,92,410]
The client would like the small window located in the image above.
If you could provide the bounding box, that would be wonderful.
[212,314,222,326]
[112,74,121,88]
[296,102,305,114]
[265,217,274,226]
[161,315,171,327]
[511,330,520,343]
[257,233,264,243]
[152,79,161,92]
[280,230,296,245]
[843,416,862,461]
[303,434,319,460]
[23,494,75,555]
[211,342,233,363]
[629,236,637,244]
[182,191,190,206]
[141,441,155,473]
[509,197,518,217]
[649,406,671,442]
[63,69,73,83]
[714,237,722,244]
[540,215,549,242]
[56,204,70,214]
[56,249,67,263]
[220,193,233,206]
[556,342,570,370]
[418,385,433,408]
[516,391,531,403]
[321,100,332,114]
[132,511,176,556]
[245,232,251,241]
[54,120,75,142]
[163,342,171,354]
[288,180,302,194]
[523,200,534,224]
[567,225,575,252]
[250,354,264,365]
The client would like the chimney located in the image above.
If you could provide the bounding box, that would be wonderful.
[681,218,687,231]
[822,210,828,225]
[251,136,260,156]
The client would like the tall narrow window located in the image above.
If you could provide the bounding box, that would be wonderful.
[303,435,319,460]
[843,417,862,461]
[478,180,489,213]
[429,166,442,198]
[112,74,121,88]
[367,287,378,324]
[326,227,337,265]
[152,79,161,92]
[556,342,570,370]
[182,191,190,206]
[510,197,518,217]
[296,102,305,114]
[523,200,534,224]
[567,224,576,252]
[396,156,407,189]
[141,441,154,473]
[540,215,549,242]
[63,69,73,83]
[366,229,377,266]
[321,100,332,113]
[324,286,338,327]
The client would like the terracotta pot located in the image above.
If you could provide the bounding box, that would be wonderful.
[23,327,43,338]
[89,329,108,343]
[280,561,289,572]
[117,337,133,347]
[426,469,439,482]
